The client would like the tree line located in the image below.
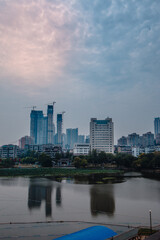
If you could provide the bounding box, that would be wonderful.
[1,149,160,169]
[73,150,160,169]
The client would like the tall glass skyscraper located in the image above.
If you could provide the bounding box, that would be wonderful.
[43,116,48,144]
[154,117,160,137]
[66,128,78,149]
[47,105,54,144]
[57,114,63,145]
[30,110,44,144]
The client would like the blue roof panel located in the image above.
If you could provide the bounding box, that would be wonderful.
[53,225,117,240]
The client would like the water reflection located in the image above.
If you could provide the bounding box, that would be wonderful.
[56,186,62,206]
[28,179,53,217]
[90,185,115,217]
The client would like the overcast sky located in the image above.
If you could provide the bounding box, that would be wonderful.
[0,0,160,146]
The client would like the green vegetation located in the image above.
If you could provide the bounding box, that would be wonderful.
[38,153,52,167]
[73,150,137,168]
[1,149,160,178]
[133,152,160,169]
[0,159,15,168]
[0,167,123,177]
[73,157,87,168]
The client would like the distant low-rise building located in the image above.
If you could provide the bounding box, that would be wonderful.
[24,144,62,158]
[0,145,19,159]
[132,146,160,157]
[132,147,145,157]
[118,146,132,155]
[73,143,90,156]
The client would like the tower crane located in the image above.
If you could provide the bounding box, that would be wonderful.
[45,101,56,106]
[25,106,37,110]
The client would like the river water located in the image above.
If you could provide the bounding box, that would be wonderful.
[0,175,160,239]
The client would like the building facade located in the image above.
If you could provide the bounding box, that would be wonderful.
[73,143,90,156]
[0,145,19,159]
[90,118,114,153]
[66,128,78,149]
[19,136,34,149]
[141,132,154,147]
[156,133,160,145]
[24,144,62,159]
[47,105,54,144]
[127,133,140,147]
[117,136,127,146]
[78,135,85,144]
[154,117,160,137]
[118,145,132,155]
[57,114,63,146]
[30,110,44,145]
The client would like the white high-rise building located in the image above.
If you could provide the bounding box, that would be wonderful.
[90,118,114,153]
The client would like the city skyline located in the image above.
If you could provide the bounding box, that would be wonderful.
[0,0,160,145]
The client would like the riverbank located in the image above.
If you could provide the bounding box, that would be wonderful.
[0,167,124,178]
[142,169,160,179]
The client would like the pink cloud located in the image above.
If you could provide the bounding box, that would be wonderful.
[0,0,82,87]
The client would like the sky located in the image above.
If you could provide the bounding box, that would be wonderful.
[0,0,160,146]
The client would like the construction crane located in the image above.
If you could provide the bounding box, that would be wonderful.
[25,106,37,110]
[45,101,56,106]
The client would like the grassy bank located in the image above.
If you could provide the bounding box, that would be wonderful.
[0,167,123,177]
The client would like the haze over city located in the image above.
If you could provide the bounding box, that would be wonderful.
[0,0,160,146]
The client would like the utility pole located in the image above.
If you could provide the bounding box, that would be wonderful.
[149,210,152,234]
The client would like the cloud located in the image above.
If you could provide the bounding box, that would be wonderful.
[0,0,160,145]
[1,0,160,91]
[0,0,85,88]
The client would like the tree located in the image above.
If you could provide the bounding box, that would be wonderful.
[115,153,136,168]
[98,151,107,165]
[0,158,15,168]
[73,157,88,168]
[38,153,52,167]
[91,149,98,166]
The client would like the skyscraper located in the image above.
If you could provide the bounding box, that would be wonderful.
[30,110,44,144]
[57,114,63,146]
[43,116,48,144]
[78,135,85,144]
[90,118,114,153]
[66,128,78,149]
[154,117,160,137]
[47,105,54,144]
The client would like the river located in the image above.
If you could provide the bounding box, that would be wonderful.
[0,175,160,239]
